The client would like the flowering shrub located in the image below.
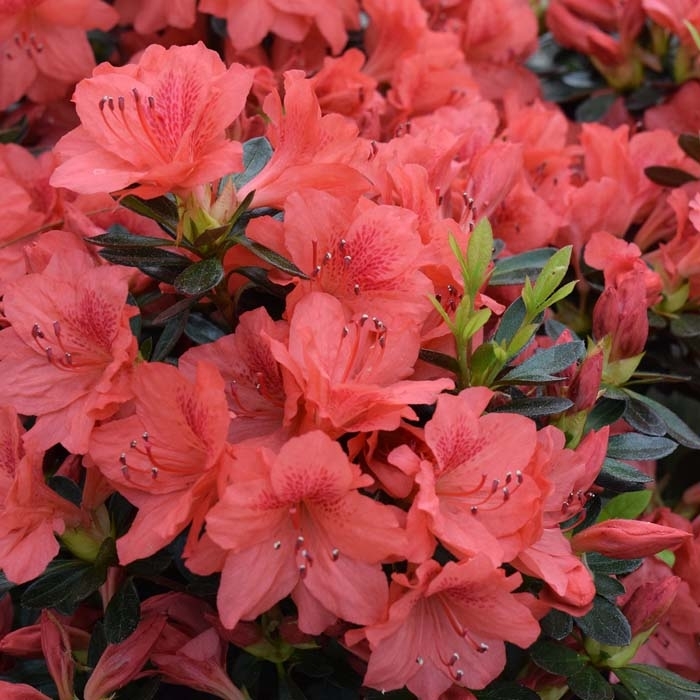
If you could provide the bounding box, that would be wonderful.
[1,2,700,700]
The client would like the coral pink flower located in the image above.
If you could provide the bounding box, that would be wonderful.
[0,405,82,584]
[389,387,548,564]
[0,249,137,454]
[238,70,370,210]
[87,361,232,564]
[263,190,434,324]
[266,292,454,437]
[643,0,700,48]
[199,0,359,54]
[50,42,253,198]
[198,431,407,634]
[179,307,288,444]
[347,557,540,697]
[0,0,118,110]
[113,0,197,33]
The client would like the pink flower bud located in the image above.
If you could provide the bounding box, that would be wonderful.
[571,519,692,558]
[622,575,681,636]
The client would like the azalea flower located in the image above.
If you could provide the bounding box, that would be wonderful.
[0,249,138,454]
[347,557,540,697]
[50,42,253,199]
[0,0,118,109]
[87,361,232,564]
[195,430,407,634]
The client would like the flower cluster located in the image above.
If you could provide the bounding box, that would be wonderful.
[1,2,700,700]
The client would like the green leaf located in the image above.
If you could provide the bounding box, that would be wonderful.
[230,136,274,189]
[184,312,227,345]
[585,553,643,576]
[22,539,116,609]
[540,609,573,640]
[622,396,667,436]
[418,348,460,374]
[47,475,83,507]
[615,664,700,700]
[575,93,617,123]
[99,246,191,284]
[493,297,529,345]
[104,578,140,643]
[531,245,572,307]
[151,310,190,362]
[575,595,631,647]
[624,391,700,449]
[0,571,15,596]
[596,458,653,491]
[86,224,176,249]
[670,313,700,338]
[644,166,698,187]
[597,489,652,521]
[0,115,28,144]
[173,257,224,296]
[541,279,577,307]
[585,397,626,431]
[120,194,179,235]
[489,396,573,417]
[679,134,700,162]
[500,340,584,383]
[235,236,309,279]
[594,574,626,600]
[607,433,677,460]
[530,639,588,676]
[474,682,540,700]
[465,218,494,299]
[489,248,558,286]
[567,665,614,700]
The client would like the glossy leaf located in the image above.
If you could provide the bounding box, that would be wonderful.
[624,391,700,449]
[474,682,540,700]
[230,136,274,189]
[87,224,176,248]
[575,595,631,646]
[585,553,643,576]
[622,396,667,437]
[99,246,191,284]
[151,311,189,362]
[489,396,573,417]
[585,397,626,431]
[670,313,700,338]
[418,348,460,374]
[607,433,677,461]
[234,236,309,279]
[575,93,616,122]
[489,248,558,286]
[104,578,140,643]
[644,166,698,187]
[596,458,653,491]
[184,312,227,345]
[530,640,587,676]
[678,134,700,163]
[120,194,179,235]
[567,665,614,700]
[540,609,574,640]
[615,664,700,700]
[501,340,584,383]
[174,258,224,296]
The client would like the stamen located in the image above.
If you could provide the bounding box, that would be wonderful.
[273,541,282,550]
[416,656,424,665]
[331,548,340,561]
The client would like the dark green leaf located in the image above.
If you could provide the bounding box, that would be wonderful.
[235,236,309,279]
[501,340,584,383]
[607,433,677,460]
[585,553,643,576]
[585,397,626,431]
[277,671,308,700]
[493,297,528,345]
[489,396,573,417]
[490,248,558,286]
[231,136,274,189]
[530,640,587,676]
[567,665,614,700]
[231,265,293,297]
[596,458,653,491]
[120,194,179,235]
[114,677,160,700]
[623,396,667,436]
[151,296,197,325]
[126,549,172,578]
[151,311,189,362]
[22,556,110,609]
[594,574,626,600]
[678,133,700,163]
[99,247,190,284]
[0,571,15,595]
[104,578,140,643]
[173,257,224,296]
[644,166,698,187]
[624,84,663,112]
[0,116,28,144]
[575,595,631,646]
[86,224,175,248]
[184,312,227,345]
[474,682,540,700]
[670,313,700,338]
[626,390,700,449]
[47,476,82,507]
[540,609,573,640]
[615,664,700,700]
[88,621,108,667]
[418,348,460,374]
[575,93,617,123]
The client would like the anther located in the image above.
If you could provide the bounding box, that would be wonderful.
[32,324,44,338]
[147,95,155,109]
[142,432,149,441]
[130,440,138,448]
[118,96,125,111]
[478,643,489,653]
[331,548,340,561]
[354,283,361,295]
[503,487,510,501]
[299,564,307,579]
[63,353,72,365]
[151,467,158,479]
[359,313,369,325]
[52,321,61,336]
[449,652,460,666]
[471,506,478,514]
[339,239,347,250]
[343,255,352,265]
[342,326,349,337]
[324,251,332,262]
[416,656,424,666]
[516,470,523,483]
[99,96,108,111]
[505,472,512,484]
[454,670,464,681]
[108,97,115,111]
[491,479,500,493]
[119,452,127,465]
[273,541,281,550]
[297,535,305,546]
